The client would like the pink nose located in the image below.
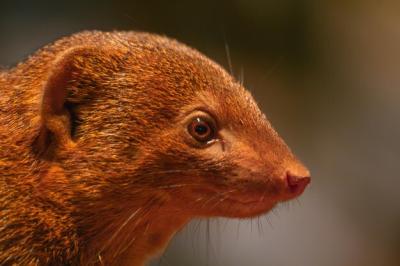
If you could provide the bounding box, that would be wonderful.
[286,172,311,194]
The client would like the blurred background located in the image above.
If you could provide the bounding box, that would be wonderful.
[1,1,399,265]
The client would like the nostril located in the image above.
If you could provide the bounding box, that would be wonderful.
[286,173,311,194]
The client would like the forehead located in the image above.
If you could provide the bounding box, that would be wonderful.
[121,35,231,88]
[116,38,227,98]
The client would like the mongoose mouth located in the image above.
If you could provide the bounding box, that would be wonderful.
[194,173,310,218]
[229,172,311,203]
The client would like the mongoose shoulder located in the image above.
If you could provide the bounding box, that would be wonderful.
[0,31,310,266]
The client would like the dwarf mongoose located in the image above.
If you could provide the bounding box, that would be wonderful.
[0,31,310,265]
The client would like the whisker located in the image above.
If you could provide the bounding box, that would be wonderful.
[239,67,244,86]
[111,200,159,260]
[157,183,199,189]
[97,253,104,265]
[272,207,280,219]
[224,39,234,76]
[157,248,167,266]
[98,207,142,255]
[257,216,264,236]
[192,219,202,255]
[295,198,302,206]
[260,191,266,203]
[195,196,204,202]
[236,219,241,239]
[208,189,237,210]
[119,236,137,258]
[206,219,210,266]
[201,189,236,209]
[264,214,274,229]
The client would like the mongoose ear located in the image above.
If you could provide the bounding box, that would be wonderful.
[34,47,104,155]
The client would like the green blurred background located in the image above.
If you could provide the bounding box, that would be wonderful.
[1,1,399,265]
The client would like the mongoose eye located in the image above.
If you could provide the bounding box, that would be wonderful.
[188,117,216,143]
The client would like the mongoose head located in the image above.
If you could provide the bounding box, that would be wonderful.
[32,31,310,220]
[8,31,312,264]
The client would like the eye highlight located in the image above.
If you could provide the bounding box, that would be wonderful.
[188,116,217,144]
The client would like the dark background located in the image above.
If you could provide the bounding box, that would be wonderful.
[1,1,399,265]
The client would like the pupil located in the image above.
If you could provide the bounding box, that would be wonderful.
[195,124,208,135]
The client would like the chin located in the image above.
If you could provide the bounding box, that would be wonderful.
[207,198,278,218]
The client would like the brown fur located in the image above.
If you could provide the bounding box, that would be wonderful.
[0,31,310,265]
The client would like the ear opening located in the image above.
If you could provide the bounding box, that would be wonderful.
[32,47,104,157]
[64,101,82,138]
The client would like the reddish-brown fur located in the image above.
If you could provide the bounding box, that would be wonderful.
[0,31,310,265]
